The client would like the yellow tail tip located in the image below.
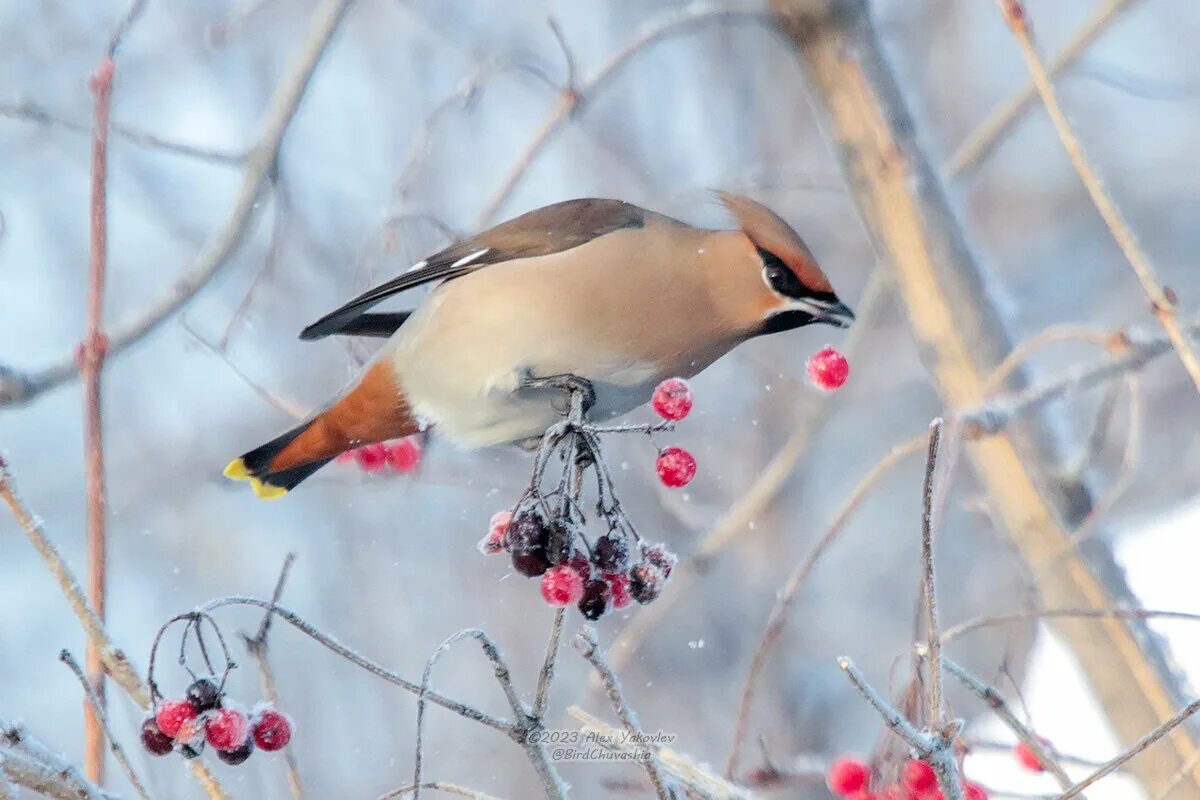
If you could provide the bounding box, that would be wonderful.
[224,458,287,500]
[250,477,288,500]
[224,458,250,480]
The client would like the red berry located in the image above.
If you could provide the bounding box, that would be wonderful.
[540,565,585,606]
[512,549,551,577]
[251,706,292,752]
[963,783,988,800]
[336,450,356,464]
[478,511,512,555]
[1014,738,1050,772]
[155,699,197,739]
[139,717,174,756]
[901,760,937,794]
[567,551,594,581]
[205,707,250,751]
[386,436,422,474]
[655,447,696,488]
[604,572,632,609]
[354,443,388,472]
[826,757,869,797]
[807,346,849,391]
[651,378,693,421]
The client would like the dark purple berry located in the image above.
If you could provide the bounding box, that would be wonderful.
[512,548,551,577]
[179,740,205,759]
[139,717,173,756]
[592,533,629,572]
[545,518,572,565]
[578,579,611,620]
[644,544,677,579]
[186,677,222,713]
[629,564,662,605]
[217,738,254,765]
[506,510,548,552]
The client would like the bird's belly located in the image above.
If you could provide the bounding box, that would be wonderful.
[401,353,665,448]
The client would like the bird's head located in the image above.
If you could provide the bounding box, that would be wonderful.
[716,191,855,335]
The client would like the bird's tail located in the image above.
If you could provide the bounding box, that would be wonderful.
[224,362,419,499]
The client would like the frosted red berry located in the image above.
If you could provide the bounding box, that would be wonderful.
[154,699,197,738]
[140,717,174,756]
[901,760,936,794]
[205,707,250,751]
[826,757,869,797]
[592,533,629,572]
[387,437,422,474]
[578,578,611,620]
[963,783,988,800]
[1015,738,1050,772]
[651,378,693,421]
[604,572,632,609]
[567,551,594,581]
[807,347,849,391]
[251,706,292,752]
[540,565,585,606]
[186,677,222,712]
[506,510,548,552]
[354,443,389,472]
[479,511,512,555]
[656,447,696,488]
[217,738,254,765]
[644,544,677,579]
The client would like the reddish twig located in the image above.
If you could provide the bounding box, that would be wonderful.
[81,46,117,790]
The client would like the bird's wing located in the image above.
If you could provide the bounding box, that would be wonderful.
[299,198,647,340]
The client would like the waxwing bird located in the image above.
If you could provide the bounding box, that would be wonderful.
[225,192,855,499]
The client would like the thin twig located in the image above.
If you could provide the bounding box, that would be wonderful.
[995,0,1200,397]
[378,781,506,800]
[242,553,304,800]
[82,39,117,786]
[1051,698,1200,800]
[725,435,925,775]
[942,657,1074,792]
[946,0,1140,176]
[0,0,359,409]
[200,596,508,732]
[944,608,1200,643]
[0,728,118,800]
[575,628,675,800]
[0,102,244,164]
[920,418,945,730]
[59,650,152,800]
[0,455,229,799]
[532,609,565,720]
[569,708,759,800]
[476,3,770,226]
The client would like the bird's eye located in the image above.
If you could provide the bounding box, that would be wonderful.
[762,258,804,299]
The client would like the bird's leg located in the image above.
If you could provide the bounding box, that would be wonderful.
[519,371,596,417]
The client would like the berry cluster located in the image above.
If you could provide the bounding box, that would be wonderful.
[826,756,990,800]
[807,346,850,392]
[481,508,677,620]
[336,435,423,474]
[141,676,292,765]
[479,378,696,616]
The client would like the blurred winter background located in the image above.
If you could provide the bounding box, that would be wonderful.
[2,0,1199,798]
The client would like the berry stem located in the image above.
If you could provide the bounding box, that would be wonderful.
[532,609,565,720]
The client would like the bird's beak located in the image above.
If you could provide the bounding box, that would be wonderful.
[819,299,855,329]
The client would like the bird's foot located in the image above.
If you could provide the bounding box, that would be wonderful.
[519,370,596,417]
